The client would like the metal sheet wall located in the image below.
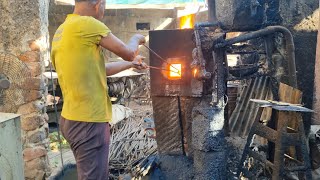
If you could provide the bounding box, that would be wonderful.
[229,76,272,136]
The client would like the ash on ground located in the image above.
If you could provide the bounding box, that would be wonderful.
[226,136,246,179]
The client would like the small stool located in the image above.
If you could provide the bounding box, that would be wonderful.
[238,99,313,180]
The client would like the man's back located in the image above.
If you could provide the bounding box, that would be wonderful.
[51,14,112,122]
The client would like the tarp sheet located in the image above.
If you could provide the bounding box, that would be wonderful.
[108,0,204,4]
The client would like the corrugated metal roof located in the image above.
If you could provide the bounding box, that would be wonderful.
[229,76,273,137]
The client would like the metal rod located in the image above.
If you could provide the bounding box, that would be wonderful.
[143,44,181,75]
[49,63,65,174]
[177,96,186,156]
[148,65,179,74]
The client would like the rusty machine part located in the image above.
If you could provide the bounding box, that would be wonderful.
[191,24,212,80]
[107,76,141,104]
[0,53,31,112]
[215,25,297,89]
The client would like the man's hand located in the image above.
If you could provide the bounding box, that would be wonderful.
[133,34,146,45]
[132,55,148,70]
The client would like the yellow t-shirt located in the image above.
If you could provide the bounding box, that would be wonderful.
[51,14,112,122]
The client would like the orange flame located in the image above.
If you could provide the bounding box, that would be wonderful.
[169,64,182,79]
[193,68,198,78]
[180,14,195,29]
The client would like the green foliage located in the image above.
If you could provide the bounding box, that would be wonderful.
[49,132,70,150]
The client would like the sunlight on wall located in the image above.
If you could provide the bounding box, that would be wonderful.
[294,8,319,32]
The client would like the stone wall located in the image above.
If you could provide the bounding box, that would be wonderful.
[0,0,51,179]
[313,0,320,125]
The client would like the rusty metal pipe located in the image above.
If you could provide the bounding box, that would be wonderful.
[194,28,212,80]
[194,22,222,29]
[215,26,297,88]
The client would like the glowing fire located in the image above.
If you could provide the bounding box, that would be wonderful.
[193,68,198,78]
[180,14,195,29]
[169,64,182,79]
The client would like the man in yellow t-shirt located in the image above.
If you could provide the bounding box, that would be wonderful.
[51,0,147,179]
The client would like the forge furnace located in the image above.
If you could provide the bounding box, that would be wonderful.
[149,1,299,179]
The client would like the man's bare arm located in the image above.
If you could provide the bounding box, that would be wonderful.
[100,33,145,61]
[105,61,132,76]
[105,55,147,76]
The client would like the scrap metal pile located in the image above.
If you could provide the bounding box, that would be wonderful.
[109,108,158,179]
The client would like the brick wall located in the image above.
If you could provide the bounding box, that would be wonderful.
[0,0,51,179]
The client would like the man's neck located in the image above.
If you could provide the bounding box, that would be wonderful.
[73,3,97,19]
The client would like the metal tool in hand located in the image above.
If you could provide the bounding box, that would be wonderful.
[135,62,180,74]
[147,65,180,74]
[143,44,181,75]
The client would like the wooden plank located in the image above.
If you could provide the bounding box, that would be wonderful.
[278,83,302,158]
[251,122,277,142]
[279,83,302,128]
[273,111,290,180]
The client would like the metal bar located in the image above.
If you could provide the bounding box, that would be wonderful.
[177,96,186,156]
[213,48,227,107]
[194,22,222,29]
[143,44,181,74]
[215,26,297,88]
[264,35,275,72]
[147,65,179,74]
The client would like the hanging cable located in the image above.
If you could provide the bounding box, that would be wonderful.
[49,63,65,174]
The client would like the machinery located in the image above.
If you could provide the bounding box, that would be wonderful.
[148,0,300,179]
